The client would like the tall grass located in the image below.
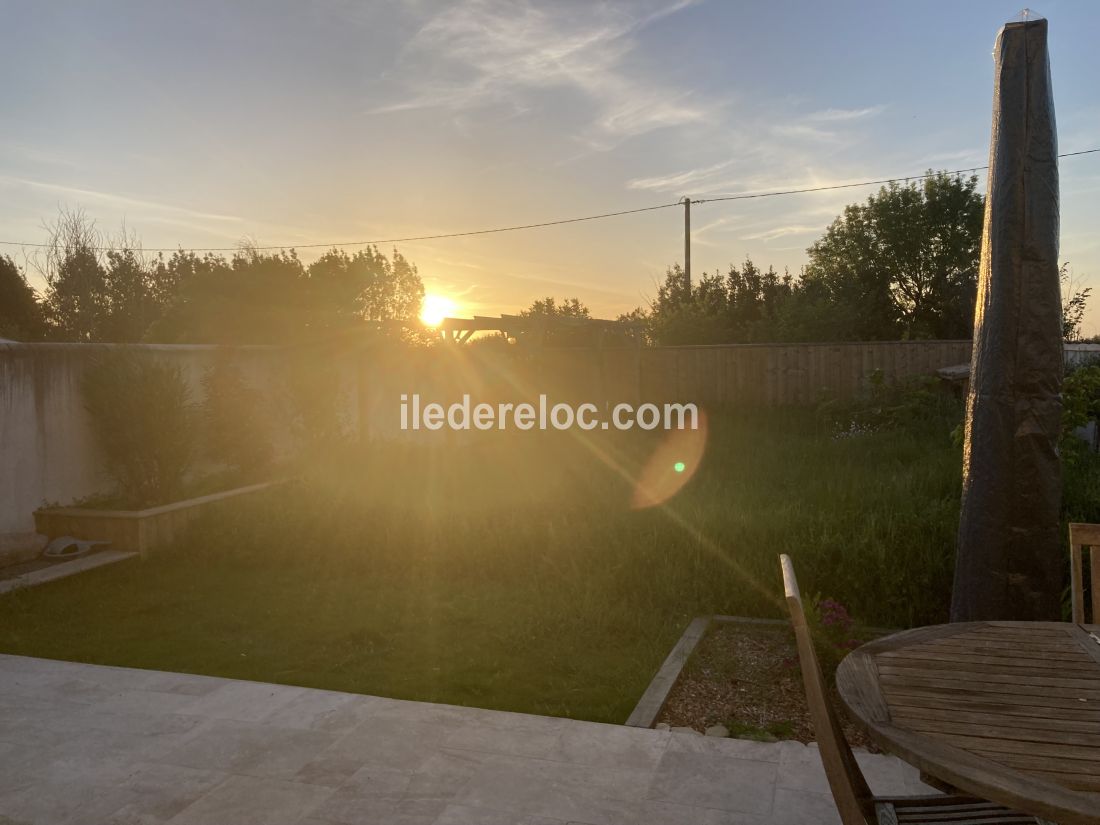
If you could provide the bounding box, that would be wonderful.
[0,409,967,721]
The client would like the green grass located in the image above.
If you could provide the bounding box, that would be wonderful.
[725,719,796,742]
[0,409,965,723]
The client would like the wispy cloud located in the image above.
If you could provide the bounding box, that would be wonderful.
[369,0,712,145]
[742,223,823,241]
[0,176,242,224]
[769,123,842,143]
[0,142,80,169]
[627,160,737,193]
[805,105,885,122]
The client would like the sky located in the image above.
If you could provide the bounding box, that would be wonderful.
[2,0,1099,330]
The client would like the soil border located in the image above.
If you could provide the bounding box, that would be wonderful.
[626,614,897,729]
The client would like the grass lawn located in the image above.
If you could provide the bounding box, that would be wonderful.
[0,409,965,723]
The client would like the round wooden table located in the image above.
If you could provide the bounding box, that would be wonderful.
[836,621,1100,825]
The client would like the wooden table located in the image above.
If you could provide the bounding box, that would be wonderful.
[836,621,1100,825]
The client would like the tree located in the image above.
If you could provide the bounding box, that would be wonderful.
[101,246,159,342]
[149,248,309,344]
[40,208,110,341]
[36,210,168,342]
[726,259,795,341]
[0,255,47,341]
[640,259,796,345]
[520,297,590,318]
[26,210,428,344]
[306,246,424,327]
[802,172,984,340]
[1061,263,1091,342]
[646,265,732,345]
[149,245,426,344]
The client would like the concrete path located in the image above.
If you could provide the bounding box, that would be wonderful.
[0,654,933,825]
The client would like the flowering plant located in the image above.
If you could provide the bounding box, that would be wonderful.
[806,596,864,680]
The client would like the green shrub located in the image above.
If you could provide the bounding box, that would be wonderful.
[283,351,348,451]
[1061,364,1100,524]
[81,351,196,507]
[202,356,273,475]
[819,370,963,438]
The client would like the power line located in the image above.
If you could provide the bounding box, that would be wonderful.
[0,202,684,253]
[694,148,1100,204]
[1,148,1097,254]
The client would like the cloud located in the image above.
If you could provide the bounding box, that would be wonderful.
[741,224,823,241]
[627,160,737,193]
[805,105,885,122]
[0,176,242,224]
[0,143,80,169]
[769,123,841,143]
[690,214,749,246]
[369,1,712,144]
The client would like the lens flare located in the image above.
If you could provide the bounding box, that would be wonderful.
[630,412,708,509]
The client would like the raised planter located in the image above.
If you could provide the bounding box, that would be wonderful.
[33,481,282,556]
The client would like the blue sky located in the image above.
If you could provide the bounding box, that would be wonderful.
[2,1,1099,329]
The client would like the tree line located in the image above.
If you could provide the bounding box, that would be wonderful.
[2,172,1090,345]
[0,209,426,344]
[530,171,1090,344]
[634,171,985,344]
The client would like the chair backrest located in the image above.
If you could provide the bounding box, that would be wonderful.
[780,554,873,825]
[1068,523,1100,624]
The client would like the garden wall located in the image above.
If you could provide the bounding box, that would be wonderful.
[0,343,359,537]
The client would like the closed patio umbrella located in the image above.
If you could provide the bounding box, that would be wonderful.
[952,14,1062,621]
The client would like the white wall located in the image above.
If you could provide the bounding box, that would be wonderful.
[0,343,360,538]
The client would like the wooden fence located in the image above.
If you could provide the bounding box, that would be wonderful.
[358,340,975,439]
[637,340,973,406]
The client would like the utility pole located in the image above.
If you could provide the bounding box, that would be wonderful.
[681,196,691,290]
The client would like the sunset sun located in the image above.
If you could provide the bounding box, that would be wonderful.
[419,294,457,327]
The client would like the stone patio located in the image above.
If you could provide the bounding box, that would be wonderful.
[0,654,934,824]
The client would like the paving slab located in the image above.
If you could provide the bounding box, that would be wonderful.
[0,654,933,824]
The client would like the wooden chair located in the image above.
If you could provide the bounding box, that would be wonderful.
[1068,523,1100,623]
[778,554,1042,825]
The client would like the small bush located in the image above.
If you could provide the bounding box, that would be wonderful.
[81,351,196,507]
[819,370,963,438]
[202,356,273,475]
[284,352,348,452]
[1061,364,1100,523]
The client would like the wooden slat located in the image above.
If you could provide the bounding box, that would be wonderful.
[1069,623,1100,667]
[904,638,1092,661]
[1072,542,1086,624]
[970,749,1100,778]
[879,673,1100,701]
[891,705,1100,733]
[885,694,1100,723]
[882,686,1100,715]
[926,628,1083,647]
[835,651,891,724]
[981,624,1073,638]
[879,649,1098,674]
[876,664,1100,691]
[931,732,1100,762]
[856,622,983,656]
[1015,774,1100,794]
[1069,522,1100,547]
[894,715,1100,748]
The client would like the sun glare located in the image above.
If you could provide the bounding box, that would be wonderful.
[420,294,457,327]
